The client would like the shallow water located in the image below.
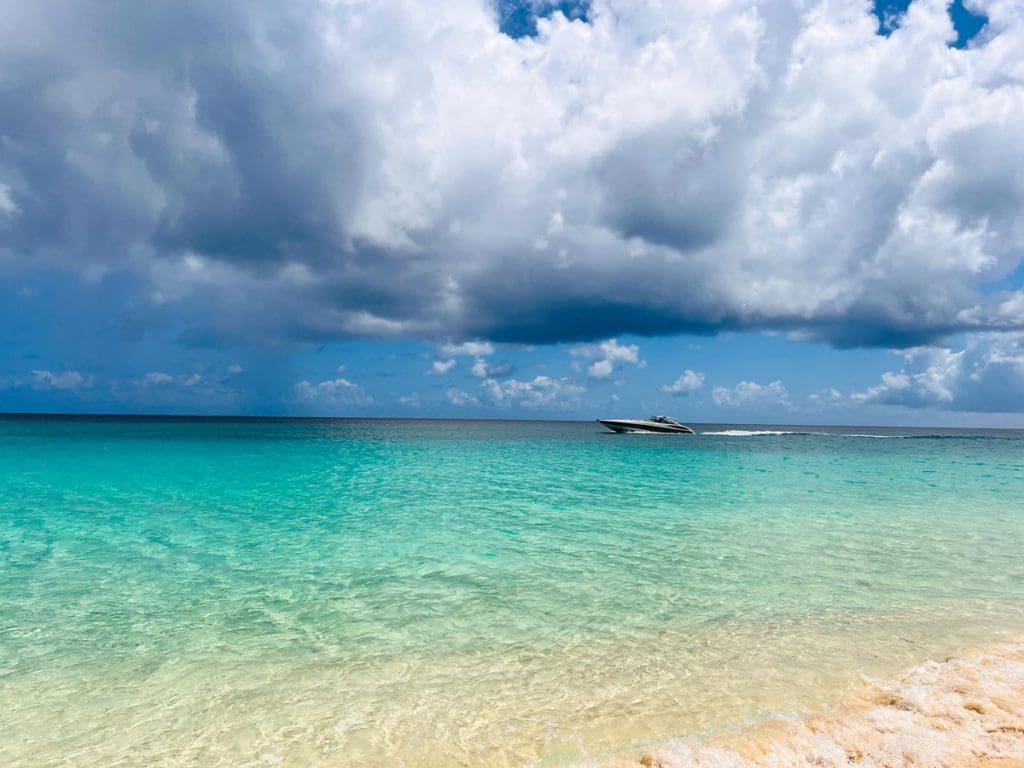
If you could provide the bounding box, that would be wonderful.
[599,637,1024,767]
[1,417,1023,766]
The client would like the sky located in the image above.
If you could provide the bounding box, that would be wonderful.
[2,0,1023,425]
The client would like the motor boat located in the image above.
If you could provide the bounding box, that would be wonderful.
[597,416,695,434]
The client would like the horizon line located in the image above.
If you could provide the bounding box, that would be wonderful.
[0,411,1020,432]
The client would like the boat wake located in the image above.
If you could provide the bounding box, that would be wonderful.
[598,638,1024,768]
[699,430,932,438]
[699,430,827,436]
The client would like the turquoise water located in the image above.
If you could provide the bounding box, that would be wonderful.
[1,417,1023,766]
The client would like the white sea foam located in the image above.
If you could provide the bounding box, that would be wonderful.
[598,638,1024,768]
[699,430,828,436]
[700,430,905,438]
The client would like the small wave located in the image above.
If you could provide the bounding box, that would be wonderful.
[700,430,830,436]
[700,434,937,438]
[602,637,1024,768]
[620,430,678,435]
[700,430,941,439]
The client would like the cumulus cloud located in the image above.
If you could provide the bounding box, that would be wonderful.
[0,183,19,218]
[440,341,495,357]
[712,380,791,408]
[294,376,372,407]
[428,358,457,375]
[481,375,584,408]
[4,366,239,407]
[110,369,239,408]
[446,387,479,406]
[469,357,514,378]
[29,370,89,391]
[808,387,845,406]
[139,371,213,388]
[397,392,422,407]
[850,335,1024,411]
[851,370,916,405]
[661,369,705,395]
[2,0,1023,353]
[570,338,644,378]
[142,371,175,386]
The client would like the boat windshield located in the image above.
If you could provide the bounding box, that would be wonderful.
[649,415,681,425]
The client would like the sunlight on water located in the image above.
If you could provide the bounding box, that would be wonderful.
[1,418,1022,766]
[594,637,1024,768]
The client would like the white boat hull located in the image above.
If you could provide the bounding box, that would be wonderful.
[597,419,695,434]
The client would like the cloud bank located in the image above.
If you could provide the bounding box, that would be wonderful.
[852,334,1024,412]
[2,0,1023,353]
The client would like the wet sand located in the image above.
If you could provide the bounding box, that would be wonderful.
[602,638,1024,768]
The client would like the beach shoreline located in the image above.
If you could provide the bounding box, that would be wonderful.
[4,419,1023,767]
[599,638,1024,768]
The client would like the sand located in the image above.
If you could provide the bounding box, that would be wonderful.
[599,638,1024,768]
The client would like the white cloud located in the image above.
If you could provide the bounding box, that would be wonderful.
[294,376,373,407]
[227,364,245,375]
[661,369,705,395]
[439,341,495,357]
[29,370,88,391]
[3,0,1024,353]
[139,371,208,388]
[142,371,175,386]
[849,335,1024,412]
[469,357,513,378]
[712,380,790,408]
[808,387,845,406]
[481,375,584,409]
[0,183,19,218]
[851,370,915,404]
[570,338,644,379]
[5,367,242,406]
[428,358,457,375]
[107,369,238,407]
[470,358,489,378]
[397,392,422,407]
[446,387,479,406]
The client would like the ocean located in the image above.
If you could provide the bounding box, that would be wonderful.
[2,416,1023,766]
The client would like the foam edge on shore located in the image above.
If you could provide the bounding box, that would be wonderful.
[598,638,1024,768]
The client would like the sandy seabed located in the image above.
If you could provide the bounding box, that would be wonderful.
[598,638,1024,768]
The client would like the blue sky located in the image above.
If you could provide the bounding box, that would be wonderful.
[2,0,1023,425]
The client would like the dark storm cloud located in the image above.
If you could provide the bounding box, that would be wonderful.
[2,0,1024,353]
[593,123,745,252]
